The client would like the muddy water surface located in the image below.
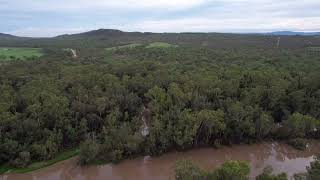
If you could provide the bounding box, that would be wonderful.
[1,141,319,180]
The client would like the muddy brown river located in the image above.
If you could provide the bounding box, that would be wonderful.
[1,141,319,180]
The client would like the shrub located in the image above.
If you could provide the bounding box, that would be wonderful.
[12,151,31,168]
[306,157,320,180]
[79,137,100,165]
[213,160,250,180]
[174,160,250,180]
[256,166,288,180]
[287,138,307,150]
[174,160,207,180]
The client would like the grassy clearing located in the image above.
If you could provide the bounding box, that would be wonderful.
[0,47,43,61]
[0,148,79,174]
[106,43,143,51]
[146,42,178,48]
[307,47,320,51]
[106,42,178,51]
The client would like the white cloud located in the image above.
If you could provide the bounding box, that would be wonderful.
[2,0,320,36]
[118,17,320,33]
[7,27,94,37]
[9,16,320,37]
[0,0,210,12]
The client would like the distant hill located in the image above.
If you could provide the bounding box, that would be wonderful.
[1,29,320,49]
[55,29,128,38]
[2,29,320,39]
[266,31,320,36]
[0,33,17,38]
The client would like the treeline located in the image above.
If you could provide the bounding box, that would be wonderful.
[1,29,320,49]
[0,46,319,167]
[174,157,320,180]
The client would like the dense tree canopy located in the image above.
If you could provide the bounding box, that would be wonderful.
[0,34,319,168]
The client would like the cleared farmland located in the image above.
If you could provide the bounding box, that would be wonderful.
[0,47,43,61]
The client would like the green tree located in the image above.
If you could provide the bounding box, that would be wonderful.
[254,110,274,139]
[145,86,168,113]
[78,118,88,141]
[225,102,256,142]
[213,160,250,180]
[196,109,226,144]
[174,160,206,180]
[44,130,63,159]
[286,113,318,138]
[79,136,100,165]
[12,151,31,168]
[172,109,199,148]
[0,139,19,164]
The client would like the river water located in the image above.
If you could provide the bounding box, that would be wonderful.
[1,141,319,180]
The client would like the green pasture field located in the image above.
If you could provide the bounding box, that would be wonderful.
[106,42,178,51]
[146,42,178,48]
[307,47,320,51]
[0,47,43,61]
[105,43,143,51]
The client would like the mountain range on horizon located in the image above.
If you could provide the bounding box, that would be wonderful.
[0,32,18,38]
[1,29,319,49]
[1,29,320,39]
[263,31,320,36]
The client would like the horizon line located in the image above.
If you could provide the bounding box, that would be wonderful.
[3,28,320,38]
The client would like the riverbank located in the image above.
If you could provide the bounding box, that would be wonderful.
[1,141,319,180]
[0,148,79,174]
[0,139,316,175]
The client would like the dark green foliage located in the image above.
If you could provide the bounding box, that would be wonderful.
[288,138,308,150]
[213,160,250,180]
[0,139,19,165]
[98,124,143,163]
[12,151,31,168]
[286,113,318,138]
[174,160,250,180]
[196,109,226,144]
[0,33,320,169]
[174,160,291,180]
[1,29,320,49]
[306,157,320,180]
[174,160,207,180]
[256,166,288,180]
[79,136,100,165]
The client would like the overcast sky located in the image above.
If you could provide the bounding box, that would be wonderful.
[1,0,320,37]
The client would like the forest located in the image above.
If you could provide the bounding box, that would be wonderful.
[0,30,320,172]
